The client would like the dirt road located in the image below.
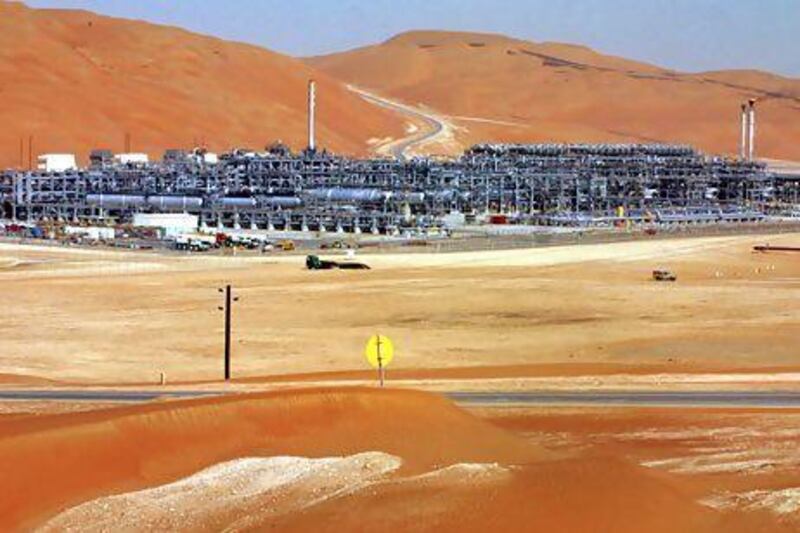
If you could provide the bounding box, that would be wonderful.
[347,84,451,159]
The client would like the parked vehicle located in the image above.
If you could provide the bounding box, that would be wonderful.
[306,255,370,270]
[652,269,677,282]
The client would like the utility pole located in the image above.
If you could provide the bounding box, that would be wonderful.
[376,333,385,387]
[217,284,239,381]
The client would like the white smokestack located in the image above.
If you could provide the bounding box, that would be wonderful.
[308,80,316,152]
[748,99,756,161]
[740,104,748,160]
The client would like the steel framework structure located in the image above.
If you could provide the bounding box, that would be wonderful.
[0,143,787,232]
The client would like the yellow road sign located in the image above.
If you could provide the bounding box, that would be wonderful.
[365,334,394,369]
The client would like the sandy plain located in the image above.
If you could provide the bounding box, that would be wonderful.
[2,232,800,531]
[1,232,799,383]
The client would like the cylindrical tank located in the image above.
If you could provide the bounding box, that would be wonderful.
[218,197,257,209]
[259,196,303,208]
[306,188,385,202]
[394,192,426,204]
[146,196,203,211]
[86,194,147,209]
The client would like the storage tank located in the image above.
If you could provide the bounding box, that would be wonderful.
[307,188,384,202]
[394,192,426,204]
[86,194,147,209]
[259,196,303,208]
[146,196,203,211]
[218,197,257,209]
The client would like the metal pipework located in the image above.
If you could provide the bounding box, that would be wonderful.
[306,188,385,202]
[218,197,257,209]
[259,196,303,208]
[147,195,203,211]
[86,194,146,209]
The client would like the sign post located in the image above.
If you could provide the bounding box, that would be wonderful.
[365,334,394,387]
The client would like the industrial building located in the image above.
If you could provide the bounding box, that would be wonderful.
[0,141,795,234]
[2,81,794,236]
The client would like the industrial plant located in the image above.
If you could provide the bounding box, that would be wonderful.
[1,85,798,239]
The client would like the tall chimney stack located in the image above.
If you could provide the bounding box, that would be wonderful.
[740,104,748,160]
[308,80,316,152]
[747,99,756,161]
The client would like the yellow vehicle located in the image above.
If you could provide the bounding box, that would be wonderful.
[279,239,296,251]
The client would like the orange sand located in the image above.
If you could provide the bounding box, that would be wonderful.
[0,387,537,529]
[0,2,404,168]
[310,30,800,160]
[2,233,800,384]
[4,389,796,532]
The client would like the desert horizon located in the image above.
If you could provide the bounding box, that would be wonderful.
[2,1,799,167]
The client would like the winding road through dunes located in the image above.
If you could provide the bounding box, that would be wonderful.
[347,85,449,160]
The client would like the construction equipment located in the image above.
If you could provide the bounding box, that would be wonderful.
[652,269,677,282]
[337,261,371,270]
[320,240,351,250]
[306,255,338,270]
[306,255,370,270]
[754,244,800,253]
[280,240,296,251]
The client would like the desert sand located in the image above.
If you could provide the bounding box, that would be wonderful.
[1,232,799,383]
[309,30,800,160]
[2,232,800,530]
[0,2,405,168]
[1,388,798,531]
[4,4,800,166]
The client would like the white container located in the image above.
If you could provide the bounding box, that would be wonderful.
[37,154,77,172]
[133,213,199,237]
[64,226,114,240]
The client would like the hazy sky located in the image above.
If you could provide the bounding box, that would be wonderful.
[26,0,800,76]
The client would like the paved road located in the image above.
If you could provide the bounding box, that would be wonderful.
[347,85,446,160]
[448,391,800,407]
[0,390,224,402]
[3,389,800,407]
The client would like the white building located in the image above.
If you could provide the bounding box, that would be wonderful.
[37,154,77,172]
[133,213,199,237]
[64,226,115,240]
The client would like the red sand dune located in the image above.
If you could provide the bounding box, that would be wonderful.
[0,373,55,386]
[1,388,788,531]
[0,387,537,530]
[270,455,764,533]
[0,2,404,168]
[309,30,800,160]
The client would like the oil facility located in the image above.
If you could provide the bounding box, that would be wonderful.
[2,86,799,236]
[3,141,800,234]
